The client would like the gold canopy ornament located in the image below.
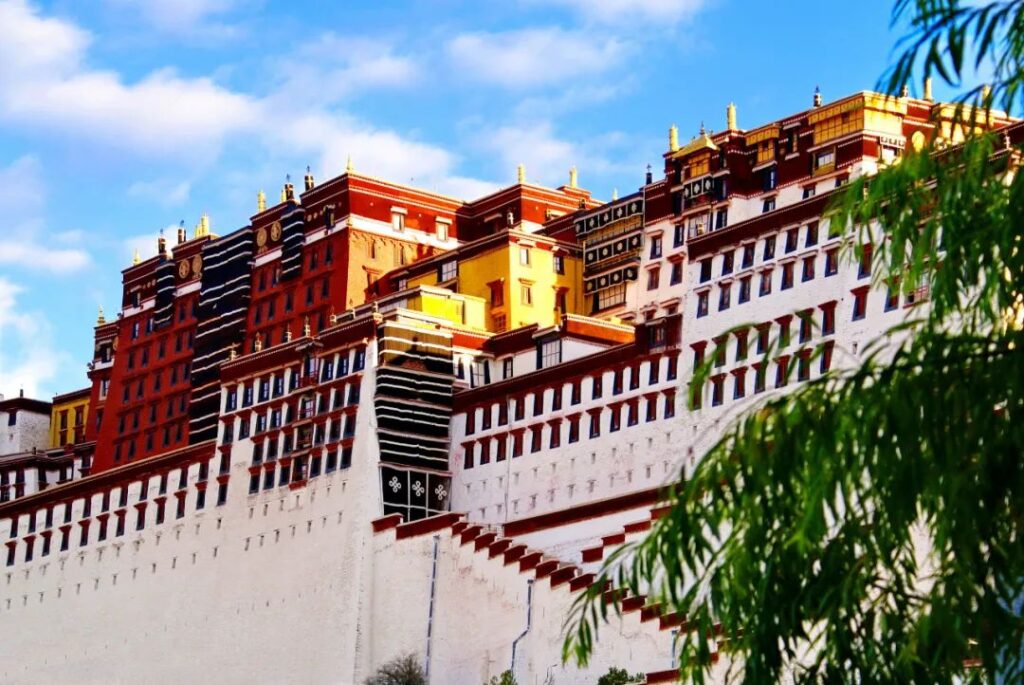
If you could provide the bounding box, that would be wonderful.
[132,248,141,265]
[346,155,354,174]
[194,213,210,238]
[303,315,311,337]
[257,190,266,213]
[517,163,526,184]
[669,124,679,152]
[726,102,737,131]
[96,305,105,326]
[569,166,578,188]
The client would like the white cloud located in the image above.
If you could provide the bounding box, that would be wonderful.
[0,0,256,155]
[104,0,246,37]
[128,178,192,206]
[0,2,483,196]
[267,34,419,109]
[531,0,706,24]
[0,277,73,398]
[446,28,628,88]
[0,155,90,274]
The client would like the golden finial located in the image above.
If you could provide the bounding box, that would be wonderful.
[302,316,311,337]
[253,335,263,353]
[195,213,210,238]
[132,248,141,265]
[96,305,105,326]
[304,165,315,192]
[612,188,618,201]
[280,186,287,203]
[669,124,679,152]
[517,164,526,184]
[726,102,737,131]
[228,342,238,360]
[346,155,354,174]
[813,85,822,107]
[284,326,293,342]
[257,190,266,213]
[177,220,186,245]
[568,166,578,188]
[924,77,933,101]
[157,229,167,257]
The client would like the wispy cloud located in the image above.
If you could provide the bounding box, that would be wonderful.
[0,277,74,398]
[0,155,90,274]
[128,178,192,207]
[528,0,707,24]
[446,27,629,88]
[103,0,248,38]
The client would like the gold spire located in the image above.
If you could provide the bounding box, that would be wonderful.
[813,85,822,107]
[612,188,619,201]
[303,315,311,337]
[726,102,737,131]
[669,124,679,152]
[254,335,263,353]
[96,305,105,326]
[924,77,933,101]
[257,190,266,213]
[157,229,167,257]
[568,166,578,188]
[517,164,526,184]
[280,186,287,203]
[304,166,315,192]
[346,155,354,174]
[228,342,238,360]
[284,326,293,342]
[195,213,210,238]
[132,248,141,265]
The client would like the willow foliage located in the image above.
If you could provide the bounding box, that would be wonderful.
[564,2,1024,682]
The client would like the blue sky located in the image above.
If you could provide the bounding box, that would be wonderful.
[0,0,907,398]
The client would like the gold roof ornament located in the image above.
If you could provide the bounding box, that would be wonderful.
[304,165,315,192]
[176,220,186,245]
[284,326,293,342]
[96,305,105,326]
[132,248,141,265]
[257,190,266,213]
[280,186,287,203]
[813,85,822,107]
[254,335,263,353]
[671,128,719,158]
[612,188,618,201]
[228,342,238,360]
[346,155,354,174]
[569,166,578,188]
[726,102,737,131]
[303,315,311,337]
[924,77,933,101]
[157,229,167,257]
[194,213,210,238]
[669,124,679,152]
[900,84,910,98]
[517,163,526,184]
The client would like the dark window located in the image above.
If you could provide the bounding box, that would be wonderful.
[852,290,867,320]
[802,256,815,282]
[825,248,839,276]
[763,235,776,260]
[699,259,712,283]
[785,229,798,253]
[738,277,751,304]
[718,283,731,311]
[697,291,709,317]
[781,263,794,290]
[721,251,734,276]
[805,222,819,247]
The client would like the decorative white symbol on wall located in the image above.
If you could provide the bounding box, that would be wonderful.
[434,484,448,501]
[388,476,402,493]
[412,481,425,497]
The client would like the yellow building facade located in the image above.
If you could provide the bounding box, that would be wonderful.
[50,387,90,448]
[402,231,583,333]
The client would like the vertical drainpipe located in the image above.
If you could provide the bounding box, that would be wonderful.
[425,534,440,683]
[510,579,535,678]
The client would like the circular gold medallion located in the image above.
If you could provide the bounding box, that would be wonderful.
[177,260,190,278]
[911,130,926,151]
[256,227,268,247]
[191,254,202,276]
[270,221,282,241]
